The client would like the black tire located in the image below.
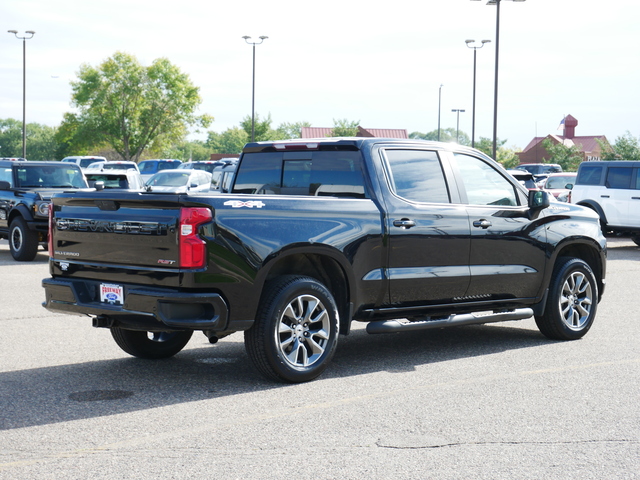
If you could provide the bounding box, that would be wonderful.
[110,328,193,359]
[244,275,340,383]
[9,217,39,261]
[535,257,598,340]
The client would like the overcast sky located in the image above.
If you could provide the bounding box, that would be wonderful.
[2,0,638,151]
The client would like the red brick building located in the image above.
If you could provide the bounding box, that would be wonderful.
[517,115,608,164]
[301,126,408,139]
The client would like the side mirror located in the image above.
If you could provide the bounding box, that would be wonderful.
[0,181,10,190]
[94,181,105,191]
[565,183,574,190]
[528,189,550,210]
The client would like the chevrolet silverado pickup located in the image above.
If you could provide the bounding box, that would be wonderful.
[42,138,606,382]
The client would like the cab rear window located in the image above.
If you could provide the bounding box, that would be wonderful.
[232,151,368,198]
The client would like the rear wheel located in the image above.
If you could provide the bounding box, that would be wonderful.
[110,328,193,359]
[535,257,598,340]
[245,276,339,383]
[9,217,39,261]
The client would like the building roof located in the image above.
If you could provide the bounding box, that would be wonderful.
[521,135,607,154]
[301,126,408,139]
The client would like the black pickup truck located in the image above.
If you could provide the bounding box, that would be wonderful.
[42,138,606,382]
[0,160,88,260]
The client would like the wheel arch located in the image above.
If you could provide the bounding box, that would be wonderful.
[576,200,607,229]
[8,204,33,224]
[551,240,605,302]
[257,246,356,335]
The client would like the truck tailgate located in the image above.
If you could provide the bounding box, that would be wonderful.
[51,192,192,271]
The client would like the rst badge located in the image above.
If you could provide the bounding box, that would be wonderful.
[224,200,265,209]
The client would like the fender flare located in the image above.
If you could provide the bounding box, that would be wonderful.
[8,204,34,224]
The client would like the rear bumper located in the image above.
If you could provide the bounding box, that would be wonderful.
[42,277,230,331]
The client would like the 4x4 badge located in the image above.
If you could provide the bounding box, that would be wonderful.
[224,200,265,209]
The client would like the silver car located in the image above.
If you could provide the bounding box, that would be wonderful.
[145,169,212,193]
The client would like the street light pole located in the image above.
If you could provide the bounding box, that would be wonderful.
[437,84,443,142]
[471,0,525,159]
[465,39,490,148]
[451,109,466,143]
[242,35,268,143]
[7,30,35,159]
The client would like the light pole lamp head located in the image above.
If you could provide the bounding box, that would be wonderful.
[481,39,491,44]
[243,35,268,45]
[8,29,18,34]
[465,39,474,44]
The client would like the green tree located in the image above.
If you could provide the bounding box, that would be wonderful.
[159,139,211,161]
[541,138,583,171]
[0,118,23,157]
[0,118,58,160]
[240,113,278,142]
[25,123,58,160]
[275,121,311,139]
[330,119,359,137]
[598,132,640,160]
[63,52,211,162]
[409,128,470,146]
[471,136,518,168]
[207,127,249,154]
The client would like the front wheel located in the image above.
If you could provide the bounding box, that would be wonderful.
[111,328,193,359]
[535,257,598,340]
[245,276,340,383]
[9,217,39,261]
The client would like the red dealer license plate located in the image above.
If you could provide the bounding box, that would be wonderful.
[100,283,124,305]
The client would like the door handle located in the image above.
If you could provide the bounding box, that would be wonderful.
[601,195,610,198]
[473,219,492,229]
[393,219,416,229]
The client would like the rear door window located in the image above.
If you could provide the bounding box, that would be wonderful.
[383,149,450,203]
[576,165,603,186]
[605,167,633,189]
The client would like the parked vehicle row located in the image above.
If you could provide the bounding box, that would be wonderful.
[0,158,239,261]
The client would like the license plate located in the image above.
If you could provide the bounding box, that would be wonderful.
[100,283,124,305]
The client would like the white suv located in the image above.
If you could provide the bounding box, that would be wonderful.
[61,156,107,169]
[570,161,640,245]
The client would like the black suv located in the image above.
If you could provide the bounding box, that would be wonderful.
[0,160,88,261]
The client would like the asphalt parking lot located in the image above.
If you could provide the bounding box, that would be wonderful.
[0,237,638,479]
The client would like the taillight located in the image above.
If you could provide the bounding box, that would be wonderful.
[48,202,54,256]
[179,207,212,268]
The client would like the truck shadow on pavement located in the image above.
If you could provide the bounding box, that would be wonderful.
[0,246,49,265]
[1,321,552,431]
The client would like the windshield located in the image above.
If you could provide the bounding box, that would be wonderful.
[80,158,100,168]
[16,165,88,188]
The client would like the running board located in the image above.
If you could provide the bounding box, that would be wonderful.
[365,308,534,334]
